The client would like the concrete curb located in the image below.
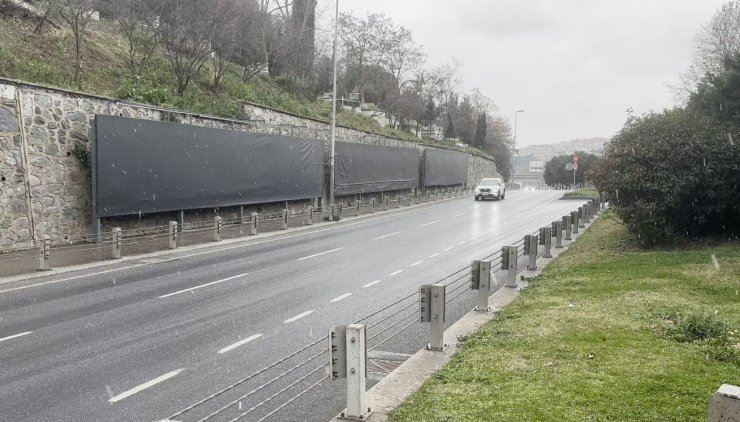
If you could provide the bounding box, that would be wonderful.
[0,192,473,286]
[330,210,603,422]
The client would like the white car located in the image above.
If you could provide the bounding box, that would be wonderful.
[474,178,506,201]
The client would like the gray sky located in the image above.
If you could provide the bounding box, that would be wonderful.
[320,0,726,146]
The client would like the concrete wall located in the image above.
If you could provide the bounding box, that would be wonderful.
[0,78,501,249]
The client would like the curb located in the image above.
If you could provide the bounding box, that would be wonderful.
[330,210,603,421]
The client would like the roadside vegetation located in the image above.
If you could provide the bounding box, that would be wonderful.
[390,213,740,422]
[562,187,599,198]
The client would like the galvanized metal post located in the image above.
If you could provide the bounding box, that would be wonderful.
[564,215,572,240]
[384,197,390,211]
[584,204,591,223]
[238,205,245,224]
[345,324,370,420]
[112,227,122,259]
[428,283,446,351]
[542,227,552,258]
[578,207,586,228]
[554,221,563,248]
[168,221,177,249]
[355,201,361,216]
[177,210,185,233]
[472,260,491,312]
[38,237,51,271]
[308,206,314,225]
[503,246,518,287]
[250,212,259,235]
[527,234,538,270]
[572,211,580,234]
[371,198,376,213]
[213,216,222,242]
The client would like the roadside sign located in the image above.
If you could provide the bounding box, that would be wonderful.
[566,163,574,171]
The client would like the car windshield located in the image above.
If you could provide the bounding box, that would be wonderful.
[480,179,500,186]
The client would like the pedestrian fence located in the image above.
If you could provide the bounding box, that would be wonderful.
[160,198,604,421]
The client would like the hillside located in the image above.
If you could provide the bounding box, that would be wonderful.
[0,9,428,143]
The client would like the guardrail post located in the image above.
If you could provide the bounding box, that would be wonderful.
[578,207,585,228]
[281,209,288,230]
[423,283,446,351]
[502,246,518,287]
[38,237,51,271]
[471,260,492,312]
[371,198,376,213]
[541,227,552,258]
[563,215,572,240]
[584,204,591,223]
[250,212,259,235]
[307,206,314,225]
[112,227,122,259]
[168,221,177,249]
[384,197,390,211]
[526,234,538,270]
[345,324,370,420]
[213,216,222,241]
[572,211,580,234]
[554,221,563,248]
[238,205,246,224]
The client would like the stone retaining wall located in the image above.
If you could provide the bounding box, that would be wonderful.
[0,78,500,249]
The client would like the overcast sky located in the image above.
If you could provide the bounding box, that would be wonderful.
[318,0,726,146]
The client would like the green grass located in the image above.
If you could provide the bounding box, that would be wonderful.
[563,187,600,198]
[0,14,480,149]
[390,212,740,422]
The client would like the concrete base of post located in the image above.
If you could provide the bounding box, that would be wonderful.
[709,384,740,422]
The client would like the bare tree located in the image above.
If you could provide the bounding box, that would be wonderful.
[695,1,740,76]
[113,0,163,76]
[338,12,392,102]
[33,0,63,33]
[209,0,241,89]
[379,25,425,88]
[159,0,217,95]
[58,0,97,84]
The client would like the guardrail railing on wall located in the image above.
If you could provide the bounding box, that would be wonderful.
[155,198,604,421]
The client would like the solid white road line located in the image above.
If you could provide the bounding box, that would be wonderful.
[373,231,401,240]
[389,269,404,276]
[429,253,440,258]
[108,369,184,403]
[297,248,343,261]
[0,265,146,295]
[158,273,249,299]
[284,310,315,323]
[217,334,263,354]
[444,246,454,251]
[0,331,32,343]
[452,213,467,218]
[419,220,440,227]
[330,293,352,303]
[362,280,381,288]
[410,260,424,267]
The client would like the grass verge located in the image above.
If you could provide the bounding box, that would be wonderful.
[390,211,740,421]
[563,187,600,198]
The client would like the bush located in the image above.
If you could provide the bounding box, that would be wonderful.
[656,309,740,365]
[591,109,740,243]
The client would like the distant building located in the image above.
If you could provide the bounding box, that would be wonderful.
[512,154,546,189]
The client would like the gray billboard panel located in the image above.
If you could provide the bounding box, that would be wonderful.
[334,142,420,195]
[423,149,469,187]
[94,115,323,218]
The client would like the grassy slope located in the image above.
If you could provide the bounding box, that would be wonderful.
[391,213,740,421]
[0,14,447,145]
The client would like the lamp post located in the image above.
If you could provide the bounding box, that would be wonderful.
[512,109,524,183]
[328,0,339,210]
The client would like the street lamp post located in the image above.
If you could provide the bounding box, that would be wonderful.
[328,0,339,212]
[512,109,524,183]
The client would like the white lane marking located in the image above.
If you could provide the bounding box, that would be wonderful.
[419,220,440,227]
[217,334,263,354]
[158,273,249,299]
[0,265,146,295]
[373,231,401,240]
[284,310,315,323]
[389,269,404,276]
[108,369,184,403]
[410,260,424,267]
[458,241,467,245]
[452,212,467,218]
[444,246,454,252]
[0,331,32,343]
[330,293,352,303]
[297,248,343,261]
[429,253,440,258]
[362,280,381,288]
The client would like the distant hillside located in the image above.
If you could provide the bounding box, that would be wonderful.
[0,7,424,143]
[519,137,609,161]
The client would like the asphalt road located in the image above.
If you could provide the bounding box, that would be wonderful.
[0,191,586,422]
